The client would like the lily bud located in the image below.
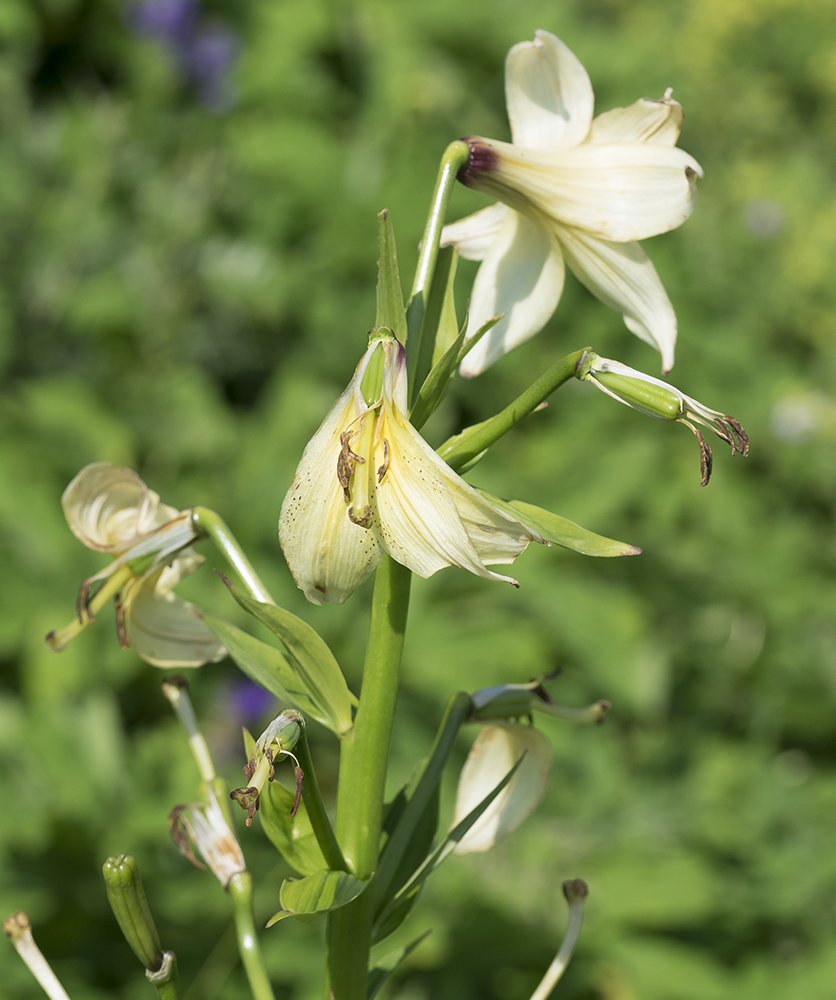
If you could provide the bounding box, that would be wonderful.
[3,911,71,1000]
[471,675,610,725]
[230,710,304,826]
[169,788,247,889]
[578,352,749,485]
[452,722,552,854]
[102,855,163,972]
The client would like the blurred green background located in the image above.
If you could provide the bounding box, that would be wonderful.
[2,0,835,997]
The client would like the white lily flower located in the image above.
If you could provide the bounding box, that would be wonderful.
[441,29,702,377]
[279,334,541,605]
[169,788,247,888]
[48,462,225,667]
[452,722,552,854]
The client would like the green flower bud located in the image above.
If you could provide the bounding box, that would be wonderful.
[102,855,163,972]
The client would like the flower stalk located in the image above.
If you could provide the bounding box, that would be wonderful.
[3,912,72,1000]
[228,872,277,1000]
[528,880,588,1000]
[190,506,275,605]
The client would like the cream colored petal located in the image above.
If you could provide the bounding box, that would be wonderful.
[472,138,702,243]
[125,584,226,668]
[452,723,552,854]
[279,379,382,606]
[440,203,508,262]
[505,30,594,150]
[459,208,565,378]
[556,224,677,372]
[62,462,153,552]
[588,94,683,146]
[373,406,534,585]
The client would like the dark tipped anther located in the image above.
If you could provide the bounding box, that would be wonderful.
[115,593,130,650]
[230,786,260,827]
[291,766,304,818]
[724,416,749,457]
[76,577,93,623]
[695,430,713,486]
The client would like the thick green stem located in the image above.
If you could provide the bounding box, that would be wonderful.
[410,140,471,306]
[437,348,588,472]
[191,507,275,605]
[228,872,276,1000]
[328,556,412,1000]
[296,727,347,872]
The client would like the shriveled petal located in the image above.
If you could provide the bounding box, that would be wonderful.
[459,208,565,378]
[440,203,508,262]
[588,94,683,146]
[63,463,154,553]
[453,723,552,854]
[505,30,594,150]
[468,138,702,242]
[125,582,226,668]
[556,224,677,372]
[279,380,382,605]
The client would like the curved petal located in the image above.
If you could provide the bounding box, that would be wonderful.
[588,93,683,146]
[469,138,702,243]
[62,463,153,553]
[440,203,508,262]
[452,723,552,854]
[279,374,382,606]
[557,224,677,372]
[124,583,227,668]
[505,30,593,150]
[459,208,565,378]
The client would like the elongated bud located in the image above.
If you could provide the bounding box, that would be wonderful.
[4,911,72,1000]
[528,880,589,1000]
[577,352,749,486]
[471,675,610,725]
[230,710,304,826]
[102,855,163,972]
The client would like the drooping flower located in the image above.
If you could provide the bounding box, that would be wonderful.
[47,462,225,667]
[452,722,552,854]
[441,30,702,377]
[279,333,541,605]
[169,788,247,888]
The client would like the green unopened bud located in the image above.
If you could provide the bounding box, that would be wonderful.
[102,855,163,972]
[577,352,749,486]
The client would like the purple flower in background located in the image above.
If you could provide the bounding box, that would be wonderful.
[127,0,238,111]
[228,678,276,724]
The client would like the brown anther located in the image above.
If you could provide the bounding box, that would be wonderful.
[265,747,276,781]
[291,766,304,818]
[696,429,713,486]
[337,430,364,503]
[243,757,256,783]
[168,806,206,870]
[114,593,130,650]
[76,576,94,624]
[230,786,260,827]
[377,438,391,484]
[348,504,373,528]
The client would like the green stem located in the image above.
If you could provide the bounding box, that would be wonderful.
[191,507,275,605]
[437,348,588,472]
[228,873,276,1000]
[328,556,412,1000]
[410,140,471,306]
[147,954,180,1000]
[296,727,347,872]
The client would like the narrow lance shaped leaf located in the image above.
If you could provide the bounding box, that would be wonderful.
[218,579,356,736]
[475,490,641,557]
[409,245,457,405]
[376,209,408,344]
[368,931,432,1000]
[266,870,369,927]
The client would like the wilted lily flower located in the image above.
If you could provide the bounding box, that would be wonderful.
[169,788,247,888]
[452,722,552,854]
[47,462,225,667]
[230,710,303,826]
[579,353,749,486]
[441,29,702,377]
[279,332,541,604]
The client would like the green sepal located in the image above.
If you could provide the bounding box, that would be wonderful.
[375,209,407,345]
[259,778,328,876]
[476,491,641,558]
[368,931,432,997]
[210,579,356,736]
[266,870,369,927]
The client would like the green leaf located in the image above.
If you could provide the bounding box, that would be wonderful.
[375,209,407,344]
[266,870,369,927]
[220,581,357,736]
[368,931,432,998]
[409,245,455,407]
[430,249,459,366]
[259,778,327,877]
[375,755,522,930]
[476,491,641,558]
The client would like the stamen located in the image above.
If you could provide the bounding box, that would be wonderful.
[337,430,364,504]
[377,438,391,484]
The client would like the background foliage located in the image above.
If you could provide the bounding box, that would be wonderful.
[2,0,835,997]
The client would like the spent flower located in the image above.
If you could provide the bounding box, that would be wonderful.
[169,788,247,888]
[47,463,225,667]
[442,30,701,376]
[230,710,304,826]
[279,332,541,605]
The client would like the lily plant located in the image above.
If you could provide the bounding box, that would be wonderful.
[9,28,750,1000]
